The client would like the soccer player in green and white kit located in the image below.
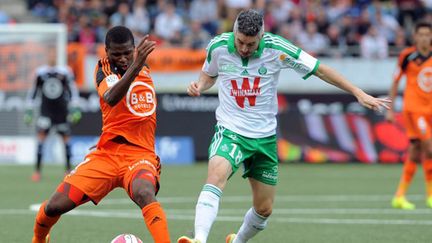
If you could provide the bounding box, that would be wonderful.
[177,9,391,243]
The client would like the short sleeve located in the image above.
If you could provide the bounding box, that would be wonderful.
[280,49,320,80]
[202,45,219,77]
[94,59,120,97]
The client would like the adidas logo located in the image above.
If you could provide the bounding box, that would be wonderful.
[241,69,249,76]
[150,216,162,225]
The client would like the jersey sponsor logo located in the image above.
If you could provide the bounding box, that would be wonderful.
[105,74,120,88]
[280,54,309,73]
[230,77,261,108]
[220,63,239,73]
[128,159,156,172]
[417,67,432,93]
[42,77,63,99]
[262,171,277,180]
[126,81,156,117]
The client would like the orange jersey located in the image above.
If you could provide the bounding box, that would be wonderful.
[395,47,432,114]
[94,57,157,152]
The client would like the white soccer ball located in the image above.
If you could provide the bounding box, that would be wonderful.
[110,233,143,243]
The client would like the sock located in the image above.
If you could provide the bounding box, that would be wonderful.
[195,184,222,243]
[234,207,268,243]
[36,143,43,172]
[423,159,432,197]
[395,159,417,197]
[32,201,60,243]
[64,143,71,172]
[142,202,170,243]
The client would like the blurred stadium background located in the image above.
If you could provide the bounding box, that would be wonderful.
[0,0,431,242]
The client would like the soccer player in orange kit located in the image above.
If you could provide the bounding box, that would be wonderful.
[32,26,170,242]
[386,21,432,210]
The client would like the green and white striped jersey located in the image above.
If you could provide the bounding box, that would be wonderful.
[203,32,320,138]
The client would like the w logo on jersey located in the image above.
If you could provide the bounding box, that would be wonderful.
[230,77,261,108]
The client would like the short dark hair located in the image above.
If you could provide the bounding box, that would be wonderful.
[105,26,134,48]
[234,9,264,36]
[415,21,432,32]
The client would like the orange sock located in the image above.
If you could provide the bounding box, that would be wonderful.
[142,202,170,243]
[32,201,60,243]
[423,159,432,197]
[395,159,417,197]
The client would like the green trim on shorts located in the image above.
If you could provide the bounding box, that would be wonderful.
[208,125,279,185]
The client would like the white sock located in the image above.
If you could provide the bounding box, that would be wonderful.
[194,184,222,243]
[234,207,268,243]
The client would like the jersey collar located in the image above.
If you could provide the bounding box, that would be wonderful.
[228,32,265,58]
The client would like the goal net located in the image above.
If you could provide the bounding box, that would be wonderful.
[0,24,67,92]
[0,24,67,135]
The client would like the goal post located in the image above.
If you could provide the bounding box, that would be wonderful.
[0,24,67,137]
[0,23,67,92]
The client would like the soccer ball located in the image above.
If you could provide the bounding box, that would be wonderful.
[110,234,143,243]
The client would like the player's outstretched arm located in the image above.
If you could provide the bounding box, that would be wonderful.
[314,63,391,111]
[187,71,217,97]
[103,35,156,106]
[385,69,403,122]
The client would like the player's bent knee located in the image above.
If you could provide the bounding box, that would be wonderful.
[131,172,157,207]
[255,205,273,217]
[45,197,73,216]
[206,175,227,189]
[132,186,156,207]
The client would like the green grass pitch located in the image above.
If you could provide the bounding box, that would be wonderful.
[1,163,432,243]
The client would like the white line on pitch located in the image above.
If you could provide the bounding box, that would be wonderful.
[15,207,432,226]
[99,194,426,204]
[24,205,432,216]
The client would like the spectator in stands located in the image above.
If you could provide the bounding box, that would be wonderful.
[315,6,330,35]
[269,0,293,25]
[94,13,109,44]
[390,28,409,56]
[128,0,151,36]
[71,15,99,54]
[286,6,303,41]
[395,0,425,28]
[373,9,400,45]
[26,0,424,57]
[326,0,351,22]
[326,23,347,58]
[189,0,219,36]
[360,25,389,59]
[154,1,185,46]
[184,20,212,49]
[357,9,372,37]
[109,2,134,27]
[103,0,118,18]
[297,21,329,57]
[339,15,359,55]
[277,22,295,44]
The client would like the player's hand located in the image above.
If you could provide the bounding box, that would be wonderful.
[24,109,33,125]
[187,82,201,96]
[385,110,395,123]
[356,93,391,112]
[68,107,82,124]
[134,35,156,68]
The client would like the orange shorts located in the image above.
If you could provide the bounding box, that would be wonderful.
[64,140,161,204]
[403,111,432,141]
